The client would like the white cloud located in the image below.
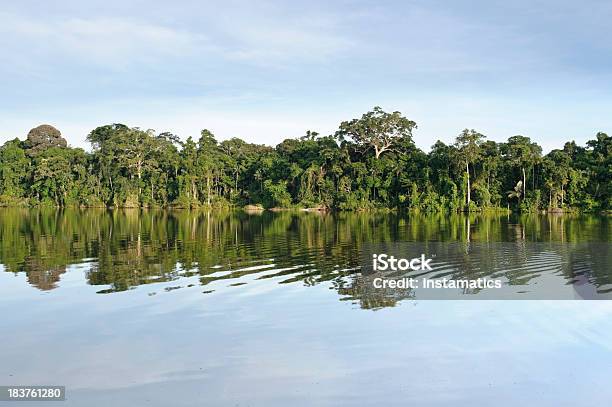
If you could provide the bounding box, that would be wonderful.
[1,1,611,154]
[0,13,207,69]
[58,18,205,64]
[0,6,354,72]
[223,19,353,65]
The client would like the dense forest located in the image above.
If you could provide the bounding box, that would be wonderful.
[0,107,610,212]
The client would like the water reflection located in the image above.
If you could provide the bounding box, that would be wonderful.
[0,209,609,307]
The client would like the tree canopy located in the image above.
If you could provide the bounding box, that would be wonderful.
[335,106,417,159]
[0,109,609,212]
[25,124,67,156]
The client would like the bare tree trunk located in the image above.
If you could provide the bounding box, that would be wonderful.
[137,160,143,200]
[466,161,470,207]
[549,189,552,207]
[207,175,211,206]
[561,184,564,206]
[522,167,526,197]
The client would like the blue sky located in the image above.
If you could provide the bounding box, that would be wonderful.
[2,0,612,152]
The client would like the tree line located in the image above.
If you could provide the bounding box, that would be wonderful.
[0,107,610,212]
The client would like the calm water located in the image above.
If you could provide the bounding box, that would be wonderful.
[0,209,611,406]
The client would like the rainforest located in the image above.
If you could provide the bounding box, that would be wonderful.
[0,107,610,212]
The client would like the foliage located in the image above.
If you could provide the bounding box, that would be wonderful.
[0,109,609,212]
[25,124,67,156]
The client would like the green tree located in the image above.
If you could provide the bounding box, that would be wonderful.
[454,129,485,207]
[335,107,417,159]
[503,135,542,198]
[542,150,571,208]
[197,129,223,206]
[0,139,29,198]
[30,147,72,205]
[586,132,611,209]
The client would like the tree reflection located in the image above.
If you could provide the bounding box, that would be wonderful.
[0,209,609,307]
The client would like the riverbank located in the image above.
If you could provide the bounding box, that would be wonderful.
[2,199,610,216]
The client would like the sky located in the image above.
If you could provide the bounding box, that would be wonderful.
[2,0,612,152]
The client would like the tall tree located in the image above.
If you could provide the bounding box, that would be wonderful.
[503,135,541,198]
[454,129,485,207]
[586,132,611,209]
[335,107,416,159]
[197,129,220,206]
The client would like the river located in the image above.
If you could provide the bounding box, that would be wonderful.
[1,209,611,406]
